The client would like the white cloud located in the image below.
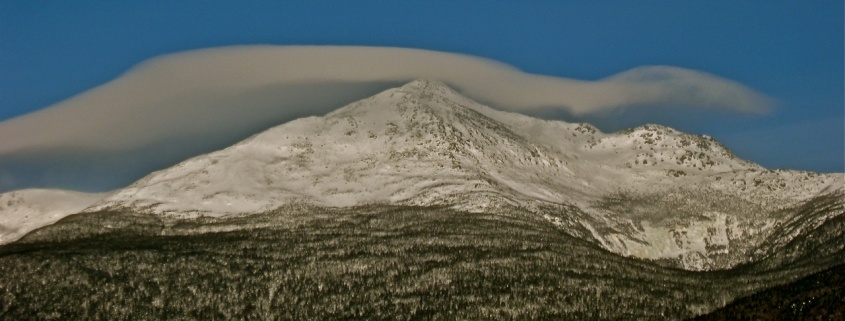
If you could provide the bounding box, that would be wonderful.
[0,46,773,191]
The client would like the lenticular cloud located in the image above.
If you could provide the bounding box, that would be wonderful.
[0,45,772,192]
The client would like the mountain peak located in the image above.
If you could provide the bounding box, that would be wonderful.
[400,79,451,90]
[324,79,478,124]
[86,81,843,270]
[392,79,465,104]
[91,80,838,218]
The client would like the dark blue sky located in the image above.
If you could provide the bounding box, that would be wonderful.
[1,1,842,172]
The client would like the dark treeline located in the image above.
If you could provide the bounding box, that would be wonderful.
[0,206,842,320]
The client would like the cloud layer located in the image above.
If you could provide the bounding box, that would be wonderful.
[0,46,772,192]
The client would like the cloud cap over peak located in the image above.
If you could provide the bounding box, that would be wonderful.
[602,65,773,114]
[126,46,772,113]
[0,46,772,192]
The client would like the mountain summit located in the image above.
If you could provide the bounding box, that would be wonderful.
[86,80,842,270]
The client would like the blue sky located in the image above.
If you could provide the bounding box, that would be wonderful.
[0,1,842,191]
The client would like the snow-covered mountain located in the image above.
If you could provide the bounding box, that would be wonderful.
[85,80,843,270]
[0,189,106,245]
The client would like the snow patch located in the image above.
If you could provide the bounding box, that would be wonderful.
[0,189,108,245]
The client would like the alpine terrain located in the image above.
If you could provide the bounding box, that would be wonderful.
[1,80,842,320]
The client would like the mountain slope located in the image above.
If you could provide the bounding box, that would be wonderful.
[2,205,836,321]
[0,189,107,245]
[87,80,843,270]
[690,263,845,321]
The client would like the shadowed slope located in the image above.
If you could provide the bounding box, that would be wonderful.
[2,206,841,320]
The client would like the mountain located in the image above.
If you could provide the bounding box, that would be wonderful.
[3,205,823,320]
[691,263,845,320]
[1,80,842,320]
[0,189,106,245]
[86,80,843,271]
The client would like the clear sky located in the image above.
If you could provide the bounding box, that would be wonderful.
[0,1,842,191]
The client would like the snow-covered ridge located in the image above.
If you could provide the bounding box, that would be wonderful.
[0,189,107,245]
[39,80,845,270]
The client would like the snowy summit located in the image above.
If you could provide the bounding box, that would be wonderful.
[80,80,842,270]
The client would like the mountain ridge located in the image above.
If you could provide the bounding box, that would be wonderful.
[79,80,842,271]
[0,189,106,244]
[0,68,841,319]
